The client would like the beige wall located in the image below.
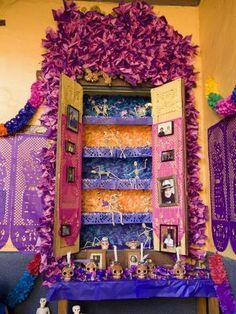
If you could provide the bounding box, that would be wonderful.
[199,0,236,259]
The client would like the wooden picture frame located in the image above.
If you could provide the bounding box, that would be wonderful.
[161,149,174,162]
[60,224,72,237]
[157,175,178,207]
[160,224,178,253]
[158,121,174,137]
[87,250,106,269]
[125,249,141,268]
[67,104,79,133]
[65,140,76,154]
[66,166,75,183]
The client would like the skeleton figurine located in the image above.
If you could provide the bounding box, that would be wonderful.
[100,236,109,250]
[91,166,120,180]
[128,159,148,179]
[138,223,153,249]
[91,98,109,117]
[102,194,124,226]
[72,305,83,314]
[82,236,100,249]
[36,298,50,314]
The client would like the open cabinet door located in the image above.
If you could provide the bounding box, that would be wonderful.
[54,74,83,257]
[151,78,188,256]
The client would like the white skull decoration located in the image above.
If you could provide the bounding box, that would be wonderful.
[100,237,109,250]
[62,265,74,281]
[85,261,97,274]
[136,262,148,279]
[39,298,47,308]
[72,305,81,314]
[111,262,123,280]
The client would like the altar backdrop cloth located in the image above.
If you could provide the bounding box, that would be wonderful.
[0,133,47,252]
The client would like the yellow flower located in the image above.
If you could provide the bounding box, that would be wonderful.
[205,77,219,97]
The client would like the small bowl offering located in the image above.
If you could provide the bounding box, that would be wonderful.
[126,240,140,250]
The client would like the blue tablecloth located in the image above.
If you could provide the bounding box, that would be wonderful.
[47,279,216,301]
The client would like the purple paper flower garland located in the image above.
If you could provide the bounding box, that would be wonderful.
[38,0,208,285]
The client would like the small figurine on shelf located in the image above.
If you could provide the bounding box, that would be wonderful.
[128,159,148,179]
[72,305,83,314]
[85,261,97,281]
[91,166,120,180]
[134,102,152,117]
[110,245,123,280]
[36,298,50,314]
[100,236,109,250]
[138,223,153,249]
[82,236,100,249]
[102,194,124,226]
[125,240,140,250]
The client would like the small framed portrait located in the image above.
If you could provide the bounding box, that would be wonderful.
[67,105,79,133]
[158,121,174,137]
[125,250,141,268]
[65,140,76,154]
[87,250,106,269]
[160,224,178,253]
[66,166,75,183]
[161,149,175,162]
[157,176,178,207]
[60,224,72,237]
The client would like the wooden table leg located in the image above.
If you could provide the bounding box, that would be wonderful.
[58,299,68,314]
[197,298,207,314]
[208,297,219,314]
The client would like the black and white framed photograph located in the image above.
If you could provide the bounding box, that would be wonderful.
[67,105,79,133]
[161,149,175,162]
[160,224,178,253]
[60,224,72,237]
[65,140,76,154]
[66,166,75,183]
[87,250,106,269]
[125,250,141,268]
[158,121,174,137]
[157,176,178,207]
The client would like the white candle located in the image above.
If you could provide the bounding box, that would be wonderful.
[176,247,180,262]
[140,242,144,262]
[113,245,118,262]
[67,252,71,266]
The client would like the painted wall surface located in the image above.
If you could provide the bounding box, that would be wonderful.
[199,0,236,259]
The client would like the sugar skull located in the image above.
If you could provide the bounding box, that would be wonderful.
[147,259,156,279]
[173,262,186,279]
[85,261,97,274]
[62,265,74,281]
[136,262,148,279]
[111,262,123,280]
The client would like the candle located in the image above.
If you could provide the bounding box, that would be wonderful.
[113,245,118,262]
[176,247,180,262]
[140,243,144,262]
[67,252,71,266]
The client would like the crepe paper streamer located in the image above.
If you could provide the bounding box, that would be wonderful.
[205,78,236,117]
[209,254,236,314]
[0,80,43,137]
[4,254,41,309]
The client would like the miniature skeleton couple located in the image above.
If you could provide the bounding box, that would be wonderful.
[36,298,82,314]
